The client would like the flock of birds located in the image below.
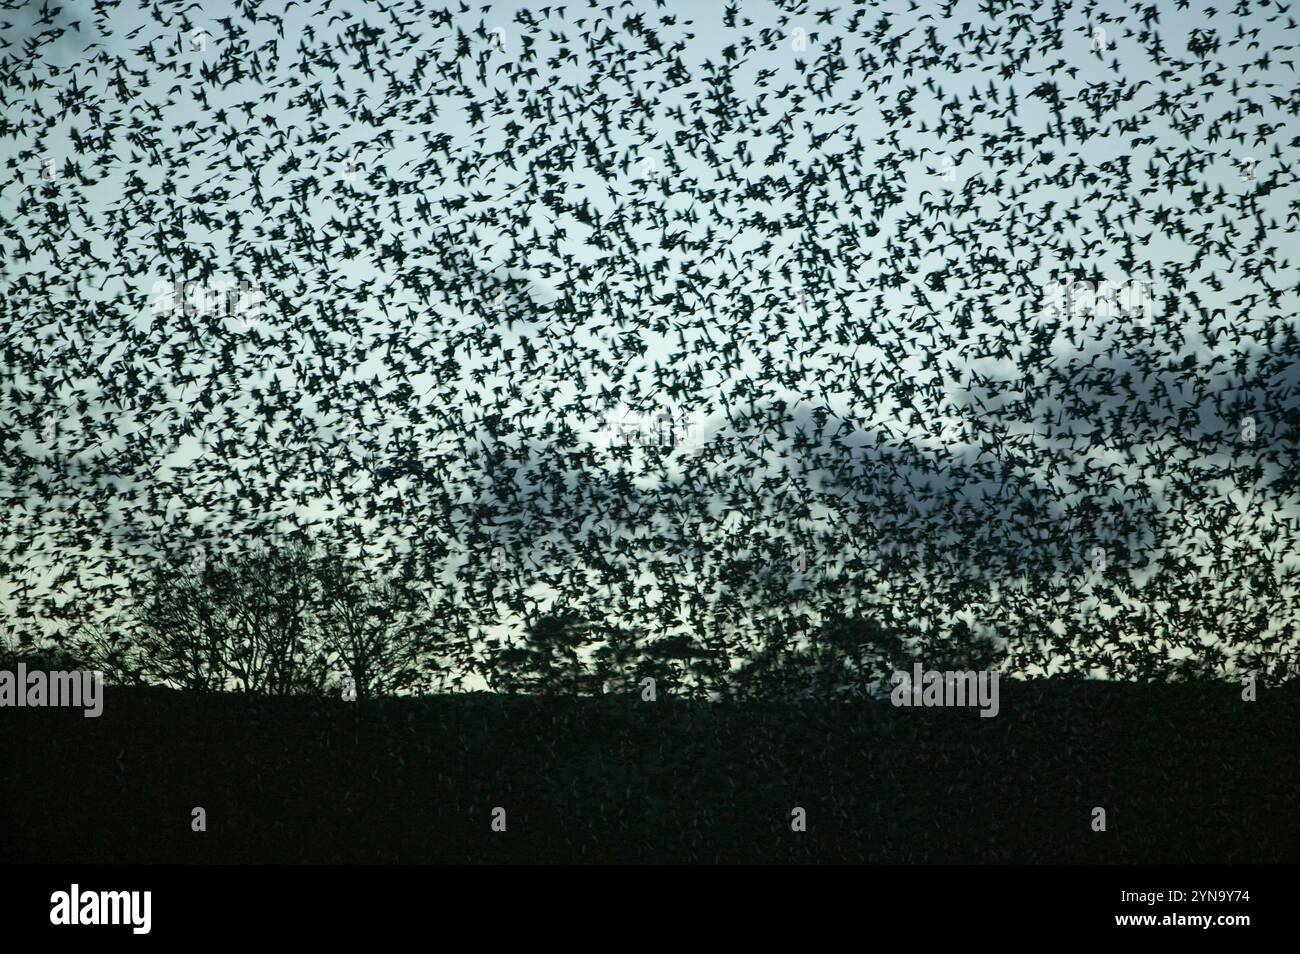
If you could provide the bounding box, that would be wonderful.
[1,0,1299,694]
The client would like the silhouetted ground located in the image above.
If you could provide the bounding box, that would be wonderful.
[3,679,1296,863]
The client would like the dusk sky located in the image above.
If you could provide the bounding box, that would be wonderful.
[3,0,1299,689]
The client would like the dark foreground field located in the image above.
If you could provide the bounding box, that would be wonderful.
[3,680,1297,863]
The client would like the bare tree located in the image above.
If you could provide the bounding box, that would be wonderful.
[314,552,435,699]
[131,545,331,695]
[127,543,447,697]
[131,564,236,692]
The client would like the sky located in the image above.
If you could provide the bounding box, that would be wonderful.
[2,0,1299,688]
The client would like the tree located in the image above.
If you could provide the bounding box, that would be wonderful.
[66,618,147,687]
[131,545,331,695]
[588,622,652,695]
[808,614,909,696]
[130,563,238,692]
[498,610,591,695]
[486,610,656,696]
[314,552,437,699]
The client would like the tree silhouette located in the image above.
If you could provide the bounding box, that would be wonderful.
[588,621,653,696]
[130,545,330,695]
[809,614,909,696]
[313,551,439,699]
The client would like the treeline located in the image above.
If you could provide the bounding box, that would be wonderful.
[6,540,1296,698]
[3,542,1008,700]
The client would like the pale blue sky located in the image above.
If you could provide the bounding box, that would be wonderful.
[3,0,1298,684]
